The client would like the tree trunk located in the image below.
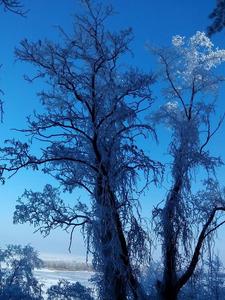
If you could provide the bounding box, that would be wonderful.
[158,179,182,300]
[100,221,127,300]
[158,234,179,300]
[112,202,149,300]
[158,282,178,300]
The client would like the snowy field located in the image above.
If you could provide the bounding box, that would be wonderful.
[34,269,95,299]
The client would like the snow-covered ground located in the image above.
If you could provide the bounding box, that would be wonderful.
[34,269,95,299]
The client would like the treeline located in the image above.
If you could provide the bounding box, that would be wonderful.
[42,260,93,272]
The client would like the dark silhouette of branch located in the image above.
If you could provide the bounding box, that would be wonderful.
[200,113,225,153]
[207,0,225,36]
[0,0,27,16]
[176,206,225,291]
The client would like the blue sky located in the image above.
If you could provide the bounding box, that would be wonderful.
[0,0,225,262]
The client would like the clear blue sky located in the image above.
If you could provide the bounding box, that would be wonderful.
[0,0,225,262]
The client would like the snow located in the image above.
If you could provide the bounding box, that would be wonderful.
[34,269,94,299]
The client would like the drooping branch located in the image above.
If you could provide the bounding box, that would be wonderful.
[14,184,91,251]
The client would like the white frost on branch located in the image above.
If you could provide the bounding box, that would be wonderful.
[170,31,225,89]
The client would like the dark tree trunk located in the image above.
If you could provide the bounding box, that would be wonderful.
[158,284,178,300]
[158,179,182,300]
[112,201,149,300]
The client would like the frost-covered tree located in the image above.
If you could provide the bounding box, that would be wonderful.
[0,1,159,299]
[0,244,43,300]
[47,280,94,300]
[150,32,225,300]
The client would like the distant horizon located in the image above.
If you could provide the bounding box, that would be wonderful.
[38,252,86,263]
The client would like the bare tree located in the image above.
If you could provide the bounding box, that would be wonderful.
[0,1,160,299]
[151,32,225,300]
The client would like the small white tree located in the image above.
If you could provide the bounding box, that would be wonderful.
[0,244,43,300]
